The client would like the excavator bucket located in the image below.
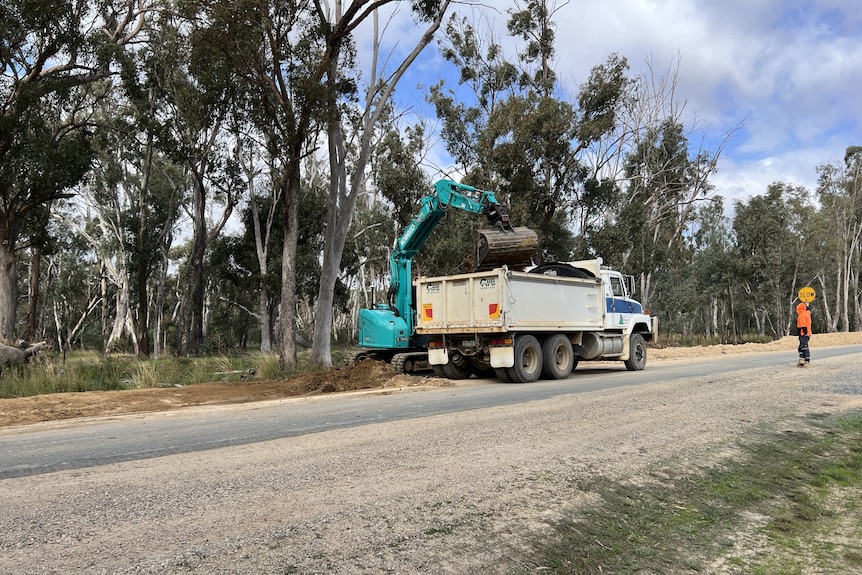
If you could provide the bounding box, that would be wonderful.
[472,226,539,271]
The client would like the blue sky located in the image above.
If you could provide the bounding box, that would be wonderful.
[359,0,862,206]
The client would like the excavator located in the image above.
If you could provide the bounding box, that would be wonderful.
[351,179,538,373]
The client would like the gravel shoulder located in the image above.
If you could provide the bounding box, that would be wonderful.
[1,334,861,574]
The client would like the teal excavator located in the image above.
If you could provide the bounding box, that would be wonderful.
[352,179,538,373]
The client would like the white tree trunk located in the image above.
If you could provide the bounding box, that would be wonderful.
[310,2,452,367]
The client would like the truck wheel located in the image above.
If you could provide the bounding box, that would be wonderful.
[442,360,473,379]
[541,334,574,380]
[431,364,447,378]
[506,335,543,383]
[494,368,513,383]
[624,333,647,371]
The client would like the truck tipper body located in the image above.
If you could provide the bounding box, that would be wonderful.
[414,258,656,382]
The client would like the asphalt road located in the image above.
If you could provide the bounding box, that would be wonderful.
[2,346,859,480]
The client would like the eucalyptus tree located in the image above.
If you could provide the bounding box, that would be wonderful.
[815,147,862,332]
[690,199,740,341]
[578,56,738,310]
[157,20,242,357]
[0,0,151,341]
[732,183,815,337]
[430,8,629,262]
[234,138,281,352]
[41,203,102,351]
[613,120,711,304]
[652,197,740,342]
[310,1,453,368]
[184,0,452,367]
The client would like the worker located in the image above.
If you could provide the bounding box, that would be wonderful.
[796,301,812,367]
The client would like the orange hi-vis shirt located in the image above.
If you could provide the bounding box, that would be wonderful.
[796,302,812,333]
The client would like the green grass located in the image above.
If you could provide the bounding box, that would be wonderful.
[523,412,862,575]
[0,347,349,398]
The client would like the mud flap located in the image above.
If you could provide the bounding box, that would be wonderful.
[490,345,515,368]
[618,334,631,362]
[428,347,449,365]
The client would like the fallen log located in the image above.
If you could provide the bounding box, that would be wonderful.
[0,341,48,367]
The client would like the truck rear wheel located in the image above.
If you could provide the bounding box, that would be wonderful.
[442,360,473,379]
[541,334,574,379]
[506,335,543,383]
[494,368,513,382]
[624,333,647,371]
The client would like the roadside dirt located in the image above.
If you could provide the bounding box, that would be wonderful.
[2,333,862,574]
[1,332,860,428]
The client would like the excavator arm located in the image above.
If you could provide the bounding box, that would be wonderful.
[358,179,538,355]
[388,180,535,321]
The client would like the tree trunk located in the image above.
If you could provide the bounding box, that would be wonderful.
[0,216,18,340]
[177,175,208,356]
[242,151,276,354]
[259,285,272,353]
[153,239,171,360]
[26,245,42,341]
[136,247,150,357]
[278,164,301,368]
[106,277,138,354]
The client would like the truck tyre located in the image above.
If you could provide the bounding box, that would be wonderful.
[506,335,543,383]
[541,334,574,379]
[624,333,647,371]
[495,368,513,382]
[442,360,473,379]
[431,364,447,378]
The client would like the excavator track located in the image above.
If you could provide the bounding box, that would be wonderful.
[344,350,430,375]
[391,352,430,374]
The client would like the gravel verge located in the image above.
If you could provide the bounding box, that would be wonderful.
[1,344,861,574]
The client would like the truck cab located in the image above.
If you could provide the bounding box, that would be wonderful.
[562,259,654,336]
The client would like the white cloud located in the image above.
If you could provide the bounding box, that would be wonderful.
[358,1,860,202]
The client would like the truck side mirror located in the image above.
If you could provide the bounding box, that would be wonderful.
[625,275,636,297]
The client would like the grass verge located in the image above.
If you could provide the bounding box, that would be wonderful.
[0,348,347,398]
[524,411,862,574]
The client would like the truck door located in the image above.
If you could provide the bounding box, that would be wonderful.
[603,272,643,331]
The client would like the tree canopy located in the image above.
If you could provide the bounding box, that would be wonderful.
[0,0,858,363]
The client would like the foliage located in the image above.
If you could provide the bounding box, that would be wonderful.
[0,351,287,398]
[0,0,859,365]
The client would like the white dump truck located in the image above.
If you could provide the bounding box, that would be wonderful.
[414,258,656,383]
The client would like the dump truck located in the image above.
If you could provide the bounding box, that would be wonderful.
[351,179,539,373]
[415,259,656,382]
